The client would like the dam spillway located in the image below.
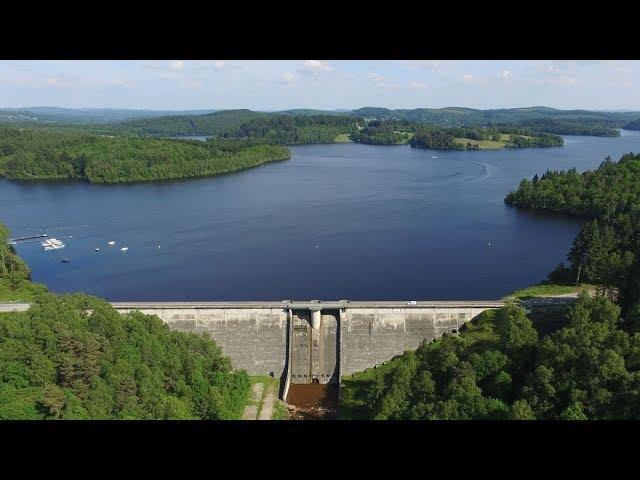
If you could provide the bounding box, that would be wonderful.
[110,300,504,400]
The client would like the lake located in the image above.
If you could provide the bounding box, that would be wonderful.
[2,130,640,301]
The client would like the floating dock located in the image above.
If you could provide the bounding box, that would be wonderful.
[7,234,48,245]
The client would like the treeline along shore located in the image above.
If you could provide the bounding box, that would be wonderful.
[0,126,290,183]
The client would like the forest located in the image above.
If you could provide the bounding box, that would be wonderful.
[505,153,640,311]
[117,110,361,143]
[341,294,640,419]
[118,109,265,137]
[0,225,251,420]
[514,119,620,137]
[0,126,290,183]
[349,120,413,145]
[221,114,361,144]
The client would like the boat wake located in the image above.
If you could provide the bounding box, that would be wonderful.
[465,161,496,182]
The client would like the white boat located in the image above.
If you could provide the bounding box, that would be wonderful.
[120,247,128,252]
[94,248,100,252]
[41,238,65,251]
[107,241,116,246]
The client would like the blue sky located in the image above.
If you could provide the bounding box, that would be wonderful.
[0,60,638,111]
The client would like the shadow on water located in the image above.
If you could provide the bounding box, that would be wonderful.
[286,383,339,420]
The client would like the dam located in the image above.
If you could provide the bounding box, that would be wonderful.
[110,300,504,402]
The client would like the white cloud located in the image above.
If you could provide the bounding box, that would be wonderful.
[46,76,71,88]
[212,61,225,71]
[301,60,333,73]
[497,69,512,80]
[170,60,184,71]
[534,63,557,74]
[368,72,385,87]
[280,72,296,86]
[462,74,474,84]
[402,60,442,71]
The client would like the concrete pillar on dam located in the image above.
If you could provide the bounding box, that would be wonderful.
[310,308,321,330]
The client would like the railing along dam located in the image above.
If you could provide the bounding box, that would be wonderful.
[110,300,504,403]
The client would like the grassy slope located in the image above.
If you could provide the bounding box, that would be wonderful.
[454,137,506,149]
[504,283,596,300]
[453,133,540,150]
[334,133,353,143]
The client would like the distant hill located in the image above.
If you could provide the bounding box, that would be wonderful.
[0,107,218,124]
[351,106,640,128]
[4,106,640,138]
[277,109,352,116]
[118,109,360,140]
[118,109,267,136]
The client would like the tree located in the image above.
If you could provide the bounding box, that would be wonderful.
[559,402,588,420]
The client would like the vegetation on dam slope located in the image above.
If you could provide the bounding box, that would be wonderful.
[340,294,640,420]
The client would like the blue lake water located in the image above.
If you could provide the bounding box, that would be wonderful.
[2,130,640,301]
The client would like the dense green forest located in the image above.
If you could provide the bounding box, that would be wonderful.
[515,119,620,137]
[341,294,640,419]
[505,153,640,311]
[118,109,265,137]
[349,120,413,145]
[116,110,360,144]
[0,126,290,183]
[409,126,458,149]
[221,114,361,144]
[0,224,251,420]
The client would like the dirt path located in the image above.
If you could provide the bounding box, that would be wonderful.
[242,383,264,420]
[521,289,597,308]
[258,383,276,420]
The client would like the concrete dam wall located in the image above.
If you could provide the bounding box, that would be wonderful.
[112,300,503,398]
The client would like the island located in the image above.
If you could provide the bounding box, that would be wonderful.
[409,125,564,150]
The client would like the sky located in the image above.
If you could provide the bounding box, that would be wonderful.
[0,60,638,111]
